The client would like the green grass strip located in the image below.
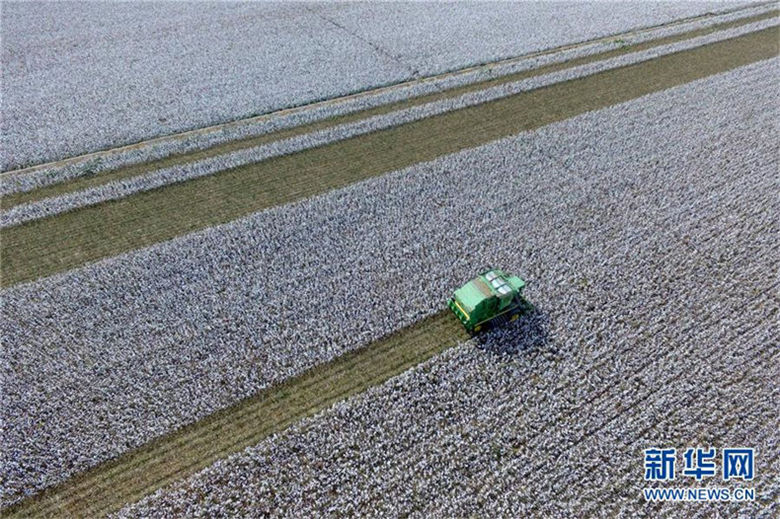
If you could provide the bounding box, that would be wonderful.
[1,27,778,288]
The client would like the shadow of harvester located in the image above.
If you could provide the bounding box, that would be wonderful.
[472,307,552,356]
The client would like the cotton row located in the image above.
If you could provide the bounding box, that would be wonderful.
[2,1,752,172]
[115,262,778,517]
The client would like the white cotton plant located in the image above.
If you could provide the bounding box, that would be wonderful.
[114,297,777,518]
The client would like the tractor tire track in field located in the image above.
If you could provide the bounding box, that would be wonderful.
[1,25,778,287]
[1,313,468,518]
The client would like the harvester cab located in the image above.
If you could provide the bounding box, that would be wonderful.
[448,269,532,333]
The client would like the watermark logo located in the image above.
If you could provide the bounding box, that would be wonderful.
[644,448,676,481]
[643,487,755,502]
[723,448,754,481]
[682,447,716,480]
[642,447,755,502]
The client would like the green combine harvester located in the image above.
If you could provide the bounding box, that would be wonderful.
[448,269,532,333]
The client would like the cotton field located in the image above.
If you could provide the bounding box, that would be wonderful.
[1,3,777,518]
[0,1,751,171]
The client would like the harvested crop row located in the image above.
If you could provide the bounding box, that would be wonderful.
[4,16,778,229]
[1,1,752,172]
[3,3,775,202]
[1,57,776,508]
[2,26,777,287]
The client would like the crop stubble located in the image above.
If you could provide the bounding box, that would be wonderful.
[116,287,778,517]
